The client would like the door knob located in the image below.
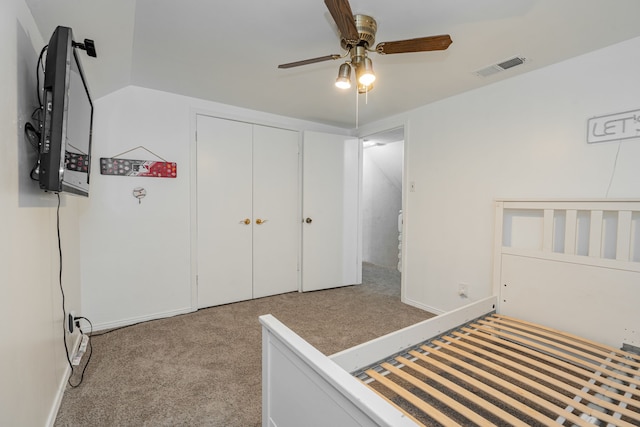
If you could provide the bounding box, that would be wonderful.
[242,218,251,225]
[256,218,267,225]
[305,217,313,224]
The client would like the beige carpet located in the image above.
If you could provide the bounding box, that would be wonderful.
[55,263,434,427]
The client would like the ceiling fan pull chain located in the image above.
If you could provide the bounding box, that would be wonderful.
[355,86,359,129]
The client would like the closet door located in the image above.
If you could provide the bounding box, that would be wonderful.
[196,116,300,308]
[197,116,253,308]
[302,131,360,292]
[252,126,299,298]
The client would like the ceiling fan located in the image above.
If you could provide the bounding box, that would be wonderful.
[278,0,452,92]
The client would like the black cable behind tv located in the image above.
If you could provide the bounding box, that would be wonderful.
[39,26,95,197]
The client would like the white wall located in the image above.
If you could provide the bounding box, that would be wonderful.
[82,86,349,329]
[361,36,640,314]
[362,142,403,268]
[84,36,640,325]
[1,1,83,425]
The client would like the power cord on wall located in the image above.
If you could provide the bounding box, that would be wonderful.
[36,45,47,108]
[605,140,622,198]
[90,322,144,337]
[56,193,94,388]
[25,120,41,180]
[26,45,48,180]
[35,45,93,387]
[57,194,73,371]
[89,311,189,337]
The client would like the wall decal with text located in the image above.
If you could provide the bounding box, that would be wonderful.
[587,109,640,144]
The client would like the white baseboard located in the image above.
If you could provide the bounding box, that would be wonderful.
[91,307,196,332]
[46,332,82,427]
[401,296,445,315]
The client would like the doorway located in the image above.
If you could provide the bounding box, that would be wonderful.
[360,127,404,295]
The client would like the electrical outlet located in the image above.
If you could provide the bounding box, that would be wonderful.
[67,311,76,334]
[458,284,468,298]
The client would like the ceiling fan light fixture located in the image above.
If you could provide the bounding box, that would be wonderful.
[356,57,376,86]
[357,81,373,94]
[335,62,352,89]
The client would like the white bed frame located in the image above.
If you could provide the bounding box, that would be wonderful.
[261,199,640,427]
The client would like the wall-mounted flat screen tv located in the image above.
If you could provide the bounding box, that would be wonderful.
[39,26,93,197]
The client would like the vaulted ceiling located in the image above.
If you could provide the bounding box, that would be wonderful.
[25,0,640,128]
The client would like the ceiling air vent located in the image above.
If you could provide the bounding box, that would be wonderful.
[474,56,527,77]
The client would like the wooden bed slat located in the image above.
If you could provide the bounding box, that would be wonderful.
[489,314,640,368]
[492,314,640,368]
[421,344,612,427]
[358,379,426,427]
[358,314,640,427]
[435,335,640,425]
[408,349,566,427]
[479,317,640,381]
[450,330,640,409]
[394,356,530,427]
[380,361,497,427]
[365,368,460,427]
[472,321,640,388]
[443,332,640,416]
[460,326,640,399]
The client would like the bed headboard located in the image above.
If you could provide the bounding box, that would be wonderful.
[493,199,640,350]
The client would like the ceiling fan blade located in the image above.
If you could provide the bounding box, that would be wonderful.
[376,34,452,55]
[324,0,359,44]
[278,54,341,69]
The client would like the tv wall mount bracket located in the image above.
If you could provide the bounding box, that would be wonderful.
[72,39,97,58]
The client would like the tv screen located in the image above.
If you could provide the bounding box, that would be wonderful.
[39,26,93,197]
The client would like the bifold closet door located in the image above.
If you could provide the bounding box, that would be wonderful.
[197,116,253,307]
[252,125,299,298]
[196,115,299,308]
